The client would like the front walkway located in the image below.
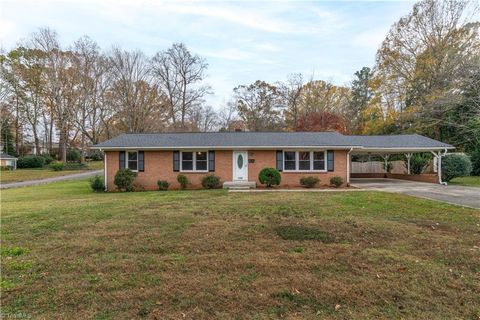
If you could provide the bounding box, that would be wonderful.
[0,170,103,189]
[351,178,480,209]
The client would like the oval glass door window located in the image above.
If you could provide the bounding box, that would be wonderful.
[237,154,244,169]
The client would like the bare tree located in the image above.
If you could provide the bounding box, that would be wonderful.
[30,27,75,161]
[233,80,284,131]
[71,36,112,160]
[189,105,218,132]
[278,73,304,131]
[151,43,211,130]
[107,47,166,133]
[218,100,239,131]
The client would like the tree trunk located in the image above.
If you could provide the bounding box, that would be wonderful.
[32,126,40,156]
[80,131,86,163]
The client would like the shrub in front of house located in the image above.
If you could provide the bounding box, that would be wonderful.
[201,175,221,189]
[157,180,170,191]
[330,176,344,188]
[177,174,189,189]
[407,153,431,174]
[90,175,105,192]
[470,150,480,176]
[300,176,320,188]
[114,168,136,192]
[258,167,281,188]
[41,154,55,164]
[17,155,46,168]
[442,153,472,182]
[67,149,81,162]
[49,161,65,171]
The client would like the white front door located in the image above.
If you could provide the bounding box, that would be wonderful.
[233,151,248,181]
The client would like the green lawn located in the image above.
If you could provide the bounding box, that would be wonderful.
[449,176,480,187]
[1,180,479,319]
[0,161,103,184]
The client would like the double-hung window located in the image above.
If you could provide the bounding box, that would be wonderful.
[181,151,208,172]
[313,152,325,170]
[127,151,138,171]
[298,152,310,170]
[283,151,327,172]
[284,151,296,170]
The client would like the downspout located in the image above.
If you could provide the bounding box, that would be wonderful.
[101,149,107,192]
[347,147,353,185]
[433,148,448,186]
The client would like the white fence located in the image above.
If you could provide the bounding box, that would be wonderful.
[351,160,435,174]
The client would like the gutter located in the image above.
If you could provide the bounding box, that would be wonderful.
[432,148,449,185]
[439,148,448,186]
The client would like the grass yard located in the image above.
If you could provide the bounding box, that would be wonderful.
[450,176,480,187]
[1,180,480,319]
[0,161,103,184]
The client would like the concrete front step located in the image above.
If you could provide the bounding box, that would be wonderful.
[223,181,256,189]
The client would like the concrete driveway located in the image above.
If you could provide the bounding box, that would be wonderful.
[351,178,480,209]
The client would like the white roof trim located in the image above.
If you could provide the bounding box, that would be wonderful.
[91,145,454,151]
[92,145,360,150]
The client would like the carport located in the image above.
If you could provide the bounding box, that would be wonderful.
[345,134,455,185]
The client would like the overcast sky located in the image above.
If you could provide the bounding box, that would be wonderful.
[0,0,416,107]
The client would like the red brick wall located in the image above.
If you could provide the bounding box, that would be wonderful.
[105,150,232,191]
[105,149,349,191]
[351,172,439,183]
[248,150,348,187]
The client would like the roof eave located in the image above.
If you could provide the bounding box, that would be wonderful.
[91,145,361,150]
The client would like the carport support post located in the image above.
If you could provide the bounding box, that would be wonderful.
[346,147,353,185]
[382,154,390,173]
[405,153,412,175]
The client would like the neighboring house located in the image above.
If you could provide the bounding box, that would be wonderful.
[92,132,454,191]
[0,153,17,170]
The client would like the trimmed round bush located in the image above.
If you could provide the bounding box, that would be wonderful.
[470,150,480,176]
[90,175,105,192]
[157,180,170,191]
[49,161,65,171]
[67,149,81,162]
[114,168,136,192]
[300,176,320,188]
[201,175,221,189]
[177,174,189,190]
[330,176,344,188]
[258,167,281,188]
[442,153,472,182]
[17,155,45,168]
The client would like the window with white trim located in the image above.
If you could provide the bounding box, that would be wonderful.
[283,151,327,171]
[284,151,296,170]
[181,151,209,172]
[127,151,138,171]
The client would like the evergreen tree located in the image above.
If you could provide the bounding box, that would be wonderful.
[1,120,16,156]
[349,67,373,133]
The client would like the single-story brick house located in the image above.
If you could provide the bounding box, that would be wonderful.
[0,152,17,170]
[91,132,453,191]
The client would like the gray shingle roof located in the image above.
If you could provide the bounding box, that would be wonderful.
[92,132,453,150]
[0,152,17,159]
[347,134,453,149]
